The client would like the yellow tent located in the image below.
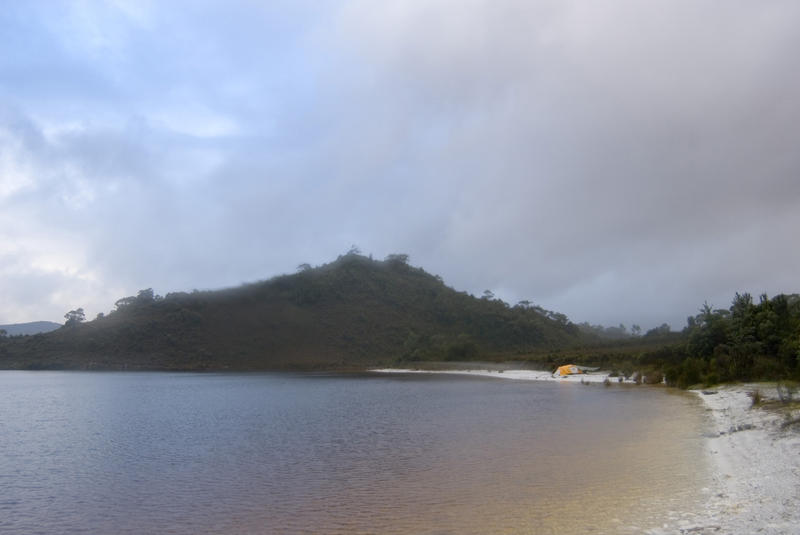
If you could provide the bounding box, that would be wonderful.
[555,364,584,376]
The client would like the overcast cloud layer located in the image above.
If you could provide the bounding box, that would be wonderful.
[2,0,799,330]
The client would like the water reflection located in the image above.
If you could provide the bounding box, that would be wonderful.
[0,372,710,534]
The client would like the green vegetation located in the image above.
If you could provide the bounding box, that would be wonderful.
[546,292,800,389]
[660,293,800,388]
[63,308,85,327]
[0,253,591,370]
[1,255,797,386]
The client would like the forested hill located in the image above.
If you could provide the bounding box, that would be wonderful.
[0,254,591,370]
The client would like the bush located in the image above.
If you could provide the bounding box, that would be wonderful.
[673,357,704,389]
[752,355,785,380]
[703,371,720,386]
[444,339,478,361]
[643,372,663,385]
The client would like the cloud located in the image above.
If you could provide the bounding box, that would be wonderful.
[1,1,799,330]
[312,0,800,327]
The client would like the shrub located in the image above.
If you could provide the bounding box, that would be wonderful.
[444,339,478,361]
[703,371,720,386]
[642,368,664,384]
[674,357,704,389]
[752,355,785,380]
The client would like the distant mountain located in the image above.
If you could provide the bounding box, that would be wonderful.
[0,254,592,370]
[0,321,62,336]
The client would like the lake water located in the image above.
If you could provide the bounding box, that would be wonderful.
[0,371,711,534]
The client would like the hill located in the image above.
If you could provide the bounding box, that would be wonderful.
[0,254,592,370]
[0,321,62,336]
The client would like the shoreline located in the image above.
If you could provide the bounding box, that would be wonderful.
[370,367,638,383]
[372,368,800,534]
[686,384,800,535]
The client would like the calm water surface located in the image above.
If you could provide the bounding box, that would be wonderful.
[0,371,710,534]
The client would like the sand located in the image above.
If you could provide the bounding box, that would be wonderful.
[372,369,800,534]
[684,385,800,535]
[370,367,636,383]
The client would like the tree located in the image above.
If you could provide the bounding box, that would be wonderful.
[115,296,137,311]
[687,302,732,359]
[631,324,641,336]
[297,263,312,272]
[0,329,6,337]
[645,323,672,337]
[137,288,155,303]
[114,289,157,312]
[550,312,569,326]
[482,290,495,300]
[64,308,85,326]
[385,253,409,265]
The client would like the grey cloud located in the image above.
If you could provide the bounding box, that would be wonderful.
[1,1,800,330]
[311,0,800,328]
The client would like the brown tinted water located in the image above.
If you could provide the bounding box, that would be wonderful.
[0,372,710,534]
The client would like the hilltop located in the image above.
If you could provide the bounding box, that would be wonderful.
[0,254,591,370]
[0,321,62,336]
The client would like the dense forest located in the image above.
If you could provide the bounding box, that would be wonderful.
[0,253,797,387]
[657,293,800,387]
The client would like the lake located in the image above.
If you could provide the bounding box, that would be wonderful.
[0,371,710,534]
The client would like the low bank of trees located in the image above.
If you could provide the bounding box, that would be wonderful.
[652,293,800,388]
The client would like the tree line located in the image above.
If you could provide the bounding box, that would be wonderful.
[647,292,800,387]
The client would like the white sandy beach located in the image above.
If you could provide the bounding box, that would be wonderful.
[370,367,636,383]
[685,385,800,535]
[372,369,800,534]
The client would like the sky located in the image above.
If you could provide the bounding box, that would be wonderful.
[1,0,799,330]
